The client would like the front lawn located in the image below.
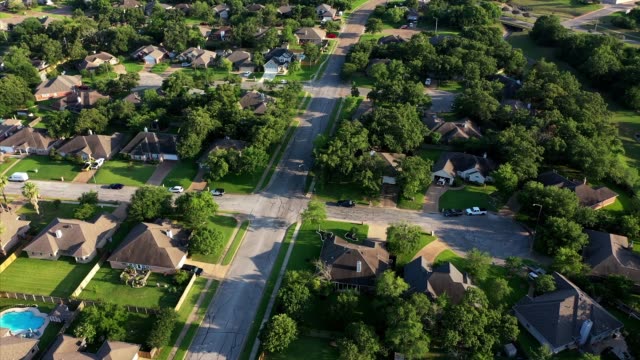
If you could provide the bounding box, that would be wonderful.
[121,59,143,73]
[162,161,199,190]
[190,215,238,264]
[9,156,79,181]
[79,265,184,308]
[281,40,337,82]
[93,160,156,186]
[151,63,170,74]
[208,166,266,194]
[0,255,96,297]
[267,336,338,360]
[395,233,436,267]
[397,190,426,210]
[18,201,89,233]
[313,181,370,205]
[438,185,498,211]
[0,157,17,174]
[436,80,463,93]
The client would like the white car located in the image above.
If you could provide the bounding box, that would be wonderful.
[169,186,184,193]
[242,71,252,77]
[465,207,487,216]
[8,172,29,182]
[210,188,225,196]
[89,158,105,170]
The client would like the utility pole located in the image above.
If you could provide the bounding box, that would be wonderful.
[531,203,543,254]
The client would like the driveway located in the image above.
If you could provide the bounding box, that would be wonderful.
[426,89,456,113]
[146,160,177,186]
[423,184,447,213]
[413,239,449,263]
[131,71,164,91]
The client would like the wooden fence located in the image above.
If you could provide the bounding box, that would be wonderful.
[0,241,28,273]
[0,292,158,315]
[174,274,197,312]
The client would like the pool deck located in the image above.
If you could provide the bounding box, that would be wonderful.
[0,307,50,338]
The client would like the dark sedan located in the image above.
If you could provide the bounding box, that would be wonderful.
[337,199,356,207]
[442,209,463,217]
[108,183,124,189]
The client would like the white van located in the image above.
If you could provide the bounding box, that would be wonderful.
[8,172,29,182]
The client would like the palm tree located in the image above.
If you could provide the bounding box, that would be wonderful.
[22,181,40,215]
[0,175,8,211]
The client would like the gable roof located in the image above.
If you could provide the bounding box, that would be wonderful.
[265,48,295,64]
[45,335,139,360]
[54,89,109,111]
[120,131,178,157]
[24,214,119,258]
[57,133,127,159]
[277,5,292,14]
[131,45,168,61]
[0,212,30,250]
[0,330,39,360]
[404,258,475,304]
[178,47,217,67]
[108,221,187,269]
[78,52,117,70]
[34,75,82,97]
[198,138,248,164]
[424,117,482,143]
[239,90,274,115]
[320,234,390,287]
[378,35,407,45]
[432,152,495,178]
[295,27,326,41]
[0,119,23,139]
[246,3,264,11]
[0,127,57,151]
[513,272,623,351]
[225,50,251,65]
[536,171,618,208]
[584,230,640,284]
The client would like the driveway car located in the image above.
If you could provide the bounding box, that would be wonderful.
[337,199,356,207]
[211,188,225,196]
[108,183,124,189]
[182,264,203,276]
[169,186,184,193]
[442,209,463,217]
[465,207,487,215]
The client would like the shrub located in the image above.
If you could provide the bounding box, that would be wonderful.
[146,308,177,349]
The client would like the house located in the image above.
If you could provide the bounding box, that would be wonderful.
[0,127,59,155]
[123,91,142,105]
[115,0,141,9]
[487,74,522,100]
[52,89,109,112]
[213,4,230,18]
[0,212,30,256]
[31,59,48,72]
[34,75,82,101]
[424,115,482,144]
[319,233,390,288]
[120,131,179,162]
[431,152,495,185]
[77,52,119,71]
[198,25,212,39]
[57,133,127,160]
[277,5,292,16]
[212,26,233,41]
[131,45,168,65]
[144,0,173,15]
[245,3,264,12]
[406,8,419,21]
[174,3,191,14]
[377,35,407,45]
[239,90,274,115]
[225,50,255,72]
[0,119,23,140]
[44,335,140,360]
[0,327,39,360]
[108,221,188,274]
[178,47,217,68]
[513,272,623,354]
[264,48,295,75]
[294,27,326,45]
[584,230,640,284]
[23,214,119,263]
[316,3,337,22]
[537,171,618,210]
[404,258,476,304]
[198,138,248,168]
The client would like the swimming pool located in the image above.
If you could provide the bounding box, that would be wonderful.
[0,307,49,337]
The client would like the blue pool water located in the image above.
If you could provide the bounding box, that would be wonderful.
[0,310,45,333]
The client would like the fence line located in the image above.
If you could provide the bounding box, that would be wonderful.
[0,241,29,273]
[0,292,158,315]
[174,273,197,312]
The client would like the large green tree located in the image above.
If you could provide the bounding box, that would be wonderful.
[175,191,218,228]
[75,108,109,134]
[189,227,224,256]
[147,308,177,349]
[301,200,327,230]
[398,156,432,199]
[338,322,382,360]
[128,186,173,222]
[366,104,426,153]
[386,222,423,259]
[538,217,588,255]
[0,75,33,116]
[260,314,298,353]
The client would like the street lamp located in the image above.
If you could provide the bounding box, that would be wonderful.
[531,203,543,253]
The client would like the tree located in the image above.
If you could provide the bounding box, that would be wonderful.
[538,217,588,255]
[46,110,76,139]
[204,152,230,182]
[73,203,96,220]
[189,227,224,256]
[301,200,326,230]
[0,75,33,117]
[0,175,9,210]
[277,271,312,318]
[365,17,383,33]
[338,322,382,360]
[174,270,190,285]
[453,86,500,123]
[398,156,432,199]
[518,181,580,220]
[260,314,298,353]
[466,248,491,281]
[178,107,219,159]
[73,322,97,343]
[535,274,557,294]
[78,191,99,205]
[75,108,109,134]
[495,125,544,182]
[530,345,553,360]
[486,278,511,306]
[386,222,422,258]
[366,104,426,153]
[315,120,369,179]
[602,274,634,304]
[530,15,568,46]
[147,308,177,349]
[74,303,127,346]
[128,186,173,222]
[492,163,519,195]
[331,290,359,325]
[22,182,40,215]
[505,256,523,275]
[376,270,409,300]
[302,42,321,64]
[162,71,194,98]
[175,191,219,228]
[552,247,587,276]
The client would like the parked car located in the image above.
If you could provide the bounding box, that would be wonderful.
[182,264,203,276]
[89,158,104,170]
[442,209,463,217]
[465,207,487,215]
[211,188,225,196]
[108,183,124,189]
[181,62,191,67]
[400,24,408,29]
[337,199,355,207]
[169,186,184,193]
[242,71,252,77]
[8,172,28,182]
[436,178,446,186]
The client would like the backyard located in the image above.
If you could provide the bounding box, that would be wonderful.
[0,256,96,297]
[8,156,79,181]
[78,265,184,308]
[93,160,156,186]
[162,161,199,190]
[438,184,498,211]
[189,215,239,264]
[266,336,338,360]
[207,164,266,194]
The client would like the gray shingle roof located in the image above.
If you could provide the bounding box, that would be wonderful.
[584,230,640,284]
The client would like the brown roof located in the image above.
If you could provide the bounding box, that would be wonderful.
[404,259,475,304]
[295,27,326,41]
[45,335,139,360]
[246,3,264,11]
[108,221,188,270]
[537,171,618,208]
[95,340,140,360]
[0,212,30,251]
[34,75,82,98]
[24,214,119,259]
[178,48,217,67]
[120,131,178,157]
[425,118,482,144]
[378,35,407,45]
[131,45,168,61]
[239,90,274,115]
[0,127,58,151]
[584,230,640,284]
[320,234,390,287]
[0,119,23,139]
[78,52,117,71]
[57,133,127,159]
[432,152,495,178]
[277,5,292,14]
[54,89,109,110]
[122,92,142,105]
[0,330,39,360]
[225,50,250,65]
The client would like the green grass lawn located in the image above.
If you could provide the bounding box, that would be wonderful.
[239,224,296,360]
[151,62,170,74]
[351,72,376,88]
[395,233,436,267]
[0,157,17,174]
[397,190,426,211]
[438,185,498,211]
[418,148,445,163]
[173,280,219,360]
[611,108,640,175]
[18,201,89,233]
[436,80,463,93]
[340,96,363,122]
[9,156,79,181]
[313,181,370,205]
[162,161,199,189]
[221,220,249,265]
[81,71,118,88]
[182,67,240,83]
[509,0,602,18]
[79,265,183,308]
[93,160,156,186]
[267,336,338,360]
[0,255,95,297]
[190,215,239,264]
[121,59,143,73]
[208,165,266,194]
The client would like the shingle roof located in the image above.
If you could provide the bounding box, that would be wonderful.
[78,52,117,71]
[120,131,178,157]
[513,272,623,351]
[95,340,140,360]
[584,230,640,284]
[57,133,127,159]
[108,221,187,270]
[131,45,168,61]
[425,119,482,143]
[295,27,326,41]
[378,35,407,45]
[277,5,292,14]
[45,335,139,360]
[404,259,475,304]
[34,75,82,98]
[0,329,39,360]
[320,234,390,287]
[0,212,30,251]
[432,152,495,178]
[0,127,57,151]
[179,48,217,67]
[239,90,274,115]
[536,171,618,208]
[225,50,251,65]
[0,119,23,139]
[24,214,119,258]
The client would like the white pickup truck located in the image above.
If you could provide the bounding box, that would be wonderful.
[465,207,487,216]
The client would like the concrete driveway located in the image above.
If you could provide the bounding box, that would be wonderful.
[427,88,456,113]
[132,71,164,91]
[423,184,447,213]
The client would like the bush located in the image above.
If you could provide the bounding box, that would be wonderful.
[73,203,97,220]
[260,314,298,353]
[146,308,177,349]
[78,191,99,205]
[174,270,191,285]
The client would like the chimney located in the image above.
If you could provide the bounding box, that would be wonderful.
[166,229,173,239]
[356,261,362,273]
[55,229,63,238]
[583,177,587,185]
[144,127,148,132]
[88,129,93,135]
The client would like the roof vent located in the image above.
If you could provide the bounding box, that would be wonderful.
[356,261,362,273]
[144,127,148,132]
[55,230,63,238]
[166,229,173,239]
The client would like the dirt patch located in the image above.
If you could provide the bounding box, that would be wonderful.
[72,170,96,183]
